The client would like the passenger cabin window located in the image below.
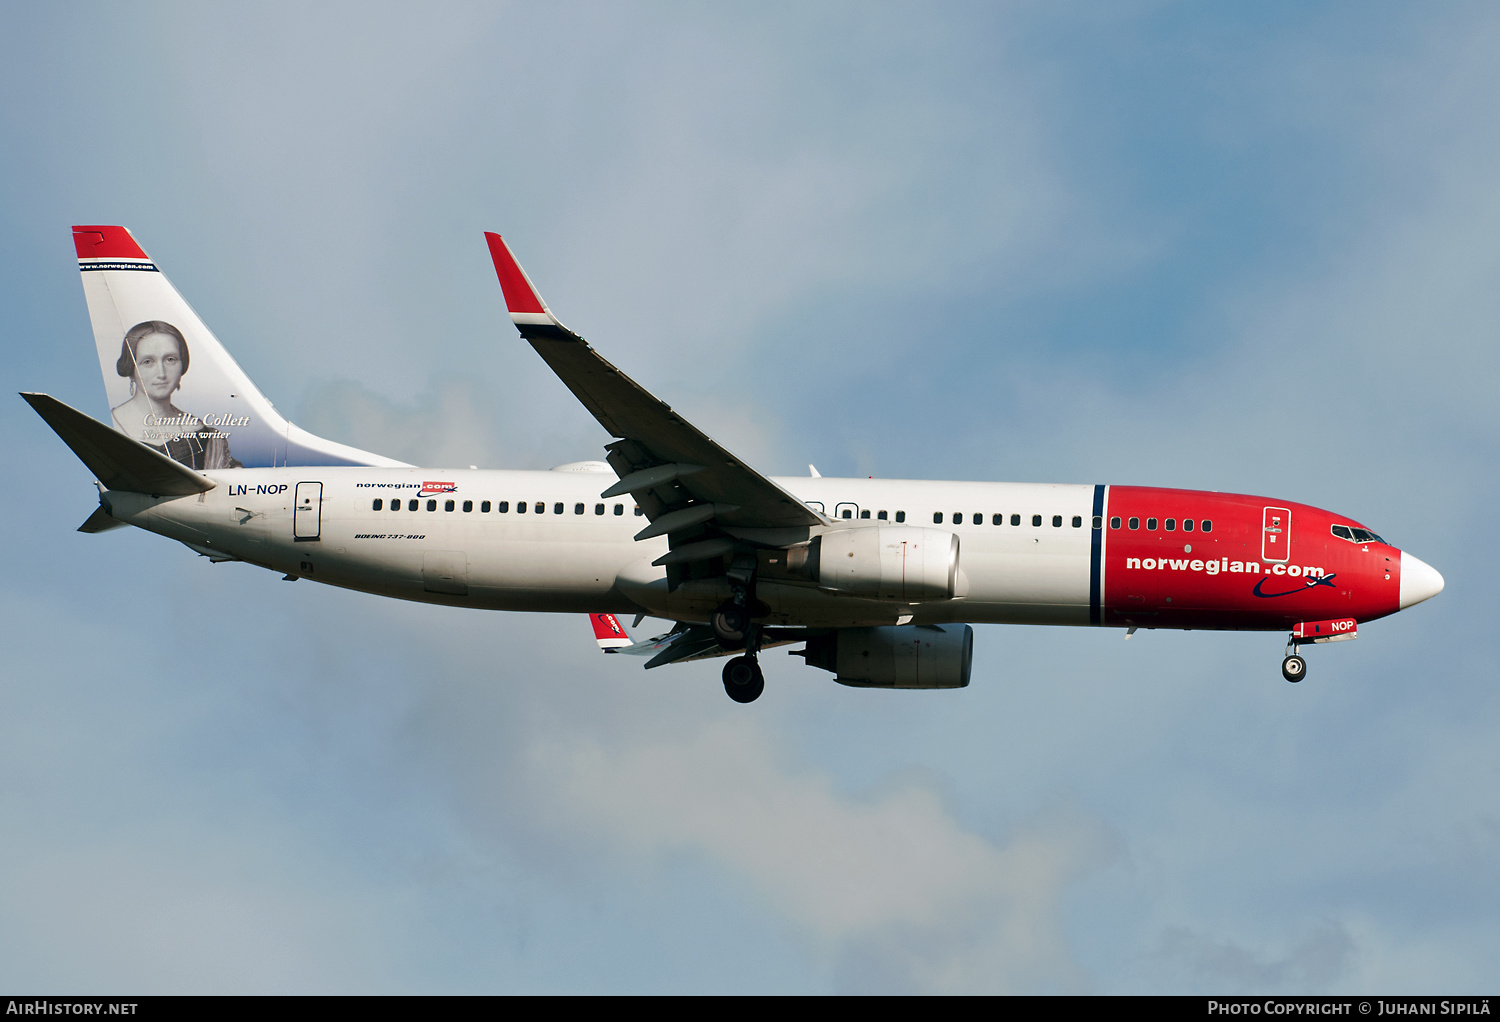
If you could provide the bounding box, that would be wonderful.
[634,506,643,516]
[1053,515,1063,528]
[1073,516,1083,528]
[517,501,527,514]
[482,501,491,513]
[972,513,982,525]
[952,512,963,524]
[444,499,455,512]
[895,511,906,523]
[1128,517,1139,530]
[1202,520,1213,533]
[1032,515,1042,527]
[408,499,418,511]
[842,509,853,519]
[1165,518,1176,531]
[463,500,473,512]
[372,499,383,511]
[1182,519,1193,532]
[498,501,509,513]
[1146,518,1157,530]
[933,512,943,524]
[993,513,1003,525]
[554,503,564,515]
[574,503,585,515]
[614,504,624,516]
[877,510,888,521]
[536,502,545,514]
[1110,517,1122,529]
[595,504,605,515]
[861,510,871,519]
[426,499,437,512]
[1011,514,1020,526]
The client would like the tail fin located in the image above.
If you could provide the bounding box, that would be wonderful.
[74,226,407,470]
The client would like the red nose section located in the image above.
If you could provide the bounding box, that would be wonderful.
[72,225,148,260]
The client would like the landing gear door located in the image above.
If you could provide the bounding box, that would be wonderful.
[1262,506,1290,563]
[294,481,323,541]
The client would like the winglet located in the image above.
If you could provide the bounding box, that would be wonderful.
[590,613,632,651]
[484,233,573,338]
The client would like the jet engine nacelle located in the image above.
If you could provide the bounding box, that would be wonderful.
[811,526,959,602]
[798,623,974,689]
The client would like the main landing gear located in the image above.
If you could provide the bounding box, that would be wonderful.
[723,654,765,703]
[1281,634,1307,683]
[716,564,764,702]
[711,599,748,649]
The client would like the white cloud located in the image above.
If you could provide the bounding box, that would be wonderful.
[412,643,1116,993]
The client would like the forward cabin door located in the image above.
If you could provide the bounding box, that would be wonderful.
[1262,506,1290,563]
[294,481,323,541]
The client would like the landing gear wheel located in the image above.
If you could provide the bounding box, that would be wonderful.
[1281,654,1307,683]
[712,601,748,649]
[723,655,764,703]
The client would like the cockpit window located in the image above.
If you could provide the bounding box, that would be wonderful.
[1332,523,1386,544]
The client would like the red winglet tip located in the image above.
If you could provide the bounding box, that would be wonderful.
[484,232,547,315]
[72,225,148,260]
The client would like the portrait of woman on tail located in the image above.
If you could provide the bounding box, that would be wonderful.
[110,320,241,470]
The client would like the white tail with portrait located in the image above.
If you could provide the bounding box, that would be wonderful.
[73,225,406,471]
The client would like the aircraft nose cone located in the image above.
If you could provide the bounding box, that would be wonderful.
[1399,552,1444,610]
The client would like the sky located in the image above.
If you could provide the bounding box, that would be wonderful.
[1,1,1497,994]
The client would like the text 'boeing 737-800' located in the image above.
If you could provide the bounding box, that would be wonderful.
[23,225,1444,702]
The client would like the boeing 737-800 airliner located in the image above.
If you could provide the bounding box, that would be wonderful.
[24,226,1444,702]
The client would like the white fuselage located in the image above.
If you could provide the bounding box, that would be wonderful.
[111,466,1099,628]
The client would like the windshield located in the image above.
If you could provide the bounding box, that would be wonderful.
[1331,524,1386,545]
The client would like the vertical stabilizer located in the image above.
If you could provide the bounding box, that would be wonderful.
[74,226,407,470]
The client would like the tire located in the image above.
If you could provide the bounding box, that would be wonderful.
[712,601,748,647]
[723,656,764,703]
[1281,654,1307,683]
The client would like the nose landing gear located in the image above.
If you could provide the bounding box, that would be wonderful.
[1281,634,1307,682]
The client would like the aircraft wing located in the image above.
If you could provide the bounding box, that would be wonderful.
[485,234,826,571]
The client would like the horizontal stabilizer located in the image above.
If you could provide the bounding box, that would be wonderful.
[21,392,215,496]
[77,505,127,533]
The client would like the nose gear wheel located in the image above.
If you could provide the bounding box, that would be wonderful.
[1281,654,1307,682]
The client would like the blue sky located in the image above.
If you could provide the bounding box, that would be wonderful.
[2,2,1496,993]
